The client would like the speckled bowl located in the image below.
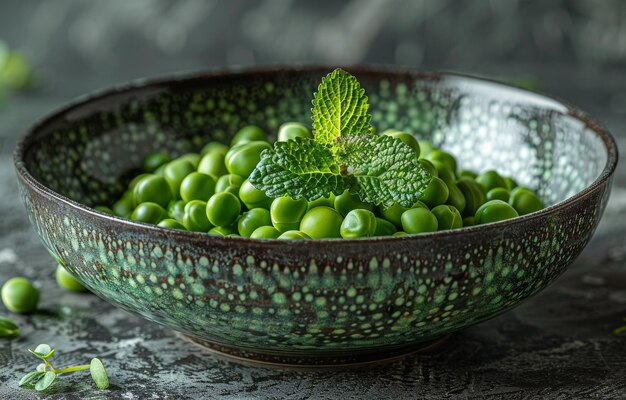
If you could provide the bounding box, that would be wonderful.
[14,67,618,366]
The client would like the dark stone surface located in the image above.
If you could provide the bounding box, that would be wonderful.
[0,1,625,398]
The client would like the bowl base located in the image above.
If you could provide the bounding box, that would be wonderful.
[178,333,451,368]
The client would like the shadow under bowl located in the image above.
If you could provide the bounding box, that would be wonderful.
[13,66,618,365]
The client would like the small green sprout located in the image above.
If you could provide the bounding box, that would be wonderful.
[19,344,110,392]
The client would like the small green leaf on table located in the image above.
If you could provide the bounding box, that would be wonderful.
[90,358,110,389]
[34,371,56,391]
[0,316,19,338]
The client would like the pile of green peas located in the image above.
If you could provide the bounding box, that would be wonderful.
[96,124,544,240]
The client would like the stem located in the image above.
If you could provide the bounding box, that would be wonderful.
[53,364,91,375]
[615,325,626,335]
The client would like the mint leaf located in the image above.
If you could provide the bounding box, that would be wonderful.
[338,135,431,207]
[311,69,373,147]
[90,358,110,389]
[249,137,352,200]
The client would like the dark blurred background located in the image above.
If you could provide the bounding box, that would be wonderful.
[1,0,626,95]
[0,0,624,181]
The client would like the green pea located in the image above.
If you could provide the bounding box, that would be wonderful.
[178,153,201,169]
[224,141,272,178]
[112,192,135,218]
[183,200,200,212]
[167,200,186,223]
[201,141,229,156]
[429,160,456,182]
[277,122,313,142]
[154,164,166,177]
[418,176,449,208]
[334,190,373,217]
[340,209,377,238]
[392,231,407,236]
[382,129,420,156]
[179,172,216,202]
[475,170,507,193]
[141,152,171,172]
[307,194,335,211]
[206,192,241,227]
[462,216,475,226]
[300,206,343,239]
[374,217,398,236]
[412,200,429,209]
[428,160,464,212]
[431,205,463,230]
[163,159,196,198]
[198,151,228,178]
[417,140,436,157]
[0,51,33,90]
[486,187,510,202]
[425,150,457,173]
[231,125,267,146]
[377,201,428,228]
[277,230,311,240]
[157,219,186,230]
[456,177,486,216]
[250,226,282,239]
[132,174,172,207]
[55,265,87,292]
[457,169,477,179]
[238,208,272,237]
[377,203,408,228]
[215,174,244,196]
[270,196,308,233]
[418,159,438,177]
[509,187,544,215]
[94,206,114,215]
[401,208,438,234]
[209,226,237,236]
[474,200,519,224]
[1,277,39,313]
[128,173,152,191]
[183,200,212,232]
[504,177,518,191]
[131,202,167,224]
[444,180,466,214]
[239,179,273,209]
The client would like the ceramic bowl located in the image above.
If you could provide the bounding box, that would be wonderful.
[14,67,618,365]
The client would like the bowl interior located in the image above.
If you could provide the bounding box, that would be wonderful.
[21,69,608,209]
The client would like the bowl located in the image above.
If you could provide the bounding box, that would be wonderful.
[13,66,618,366]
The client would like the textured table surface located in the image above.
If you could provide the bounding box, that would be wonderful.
[0,66,625,399]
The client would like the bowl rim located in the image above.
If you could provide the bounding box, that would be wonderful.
[13,65,619,245]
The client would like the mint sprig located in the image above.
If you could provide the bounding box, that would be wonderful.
[19,344,110,392]
[249,68,431,207]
